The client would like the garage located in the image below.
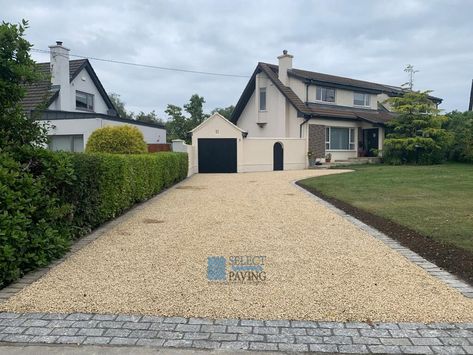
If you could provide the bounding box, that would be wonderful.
[198,138,237,173]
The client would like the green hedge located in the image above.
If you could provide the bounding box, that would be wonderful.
[0,151,188,287]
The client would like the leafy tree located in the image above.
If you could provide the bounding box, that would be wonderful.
[211,105,235,119]
[383,91,452,164]
[445,110,473,162]
[0,20,46,151]
[184,94,208,128]
[165,104,190,142]
[109,93,130,118]
[134,110,165,126]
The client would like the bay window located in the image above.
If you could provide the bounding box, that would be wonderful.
[325,127,355,150]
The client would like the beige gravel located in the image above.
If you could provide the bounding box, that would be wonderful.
[2,170,473,322]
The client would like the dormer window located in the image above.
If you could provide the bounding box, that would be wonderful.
[76,91,94,111]
[316,87,335,103]
[354,92,370,107]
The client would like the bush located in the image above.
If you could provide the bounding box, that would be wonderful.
[445,111,473,163]
[383,137,448,165]
[85,125,148,154]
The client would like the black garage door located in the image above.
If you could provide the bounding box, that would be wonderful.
[198,138,237,173]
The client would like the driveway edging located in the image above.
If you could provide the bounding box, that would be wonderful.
[292,180,473,299]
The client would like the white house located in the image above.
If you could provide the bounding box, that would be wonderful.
[188,51,442,173]
[22,41,166,152]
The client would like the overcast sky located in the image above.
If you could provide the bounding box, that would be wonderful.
[3,0,473,118]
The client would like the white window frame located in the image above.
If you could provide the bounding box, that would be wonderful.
[316,86,336,103]
[76,90,94,111]
[259,87,267,111]
[353,92,370,107]
[325,127,356,151]
[48,134,84,152]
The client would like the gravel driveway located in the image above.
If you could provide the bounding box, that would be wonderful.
[2,170,473,322]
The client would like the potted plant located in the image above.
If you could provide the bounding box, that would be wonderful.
[307,151,316,166]
[325,153,332,163]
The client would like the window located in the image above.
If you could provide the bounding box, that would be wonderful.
[325,127,355,150]
[76,91,94,111]
[354,92,370,107]
[259,87,267,111]
[316,86,336,103]
[48,135,84,152]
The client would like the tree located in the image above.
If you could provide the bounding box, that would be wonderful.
[383,91,453,164]
[0,20,46,151]
[109,93,130,118]
[134,110,165,126]
[184,94,208,128]
[165,104,190,142]
[211,105,235,119]
[445,110,473,162]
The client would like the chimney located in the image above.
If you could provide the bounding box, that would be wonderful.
[277,50,293,85]
[49,41,71,110]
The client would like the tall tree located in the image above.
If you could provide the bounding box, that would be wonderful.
[165,104,189,142]
[134,110,165,126]
[184,94,208,127]
[109,93,130,118]
[211,105,235,119]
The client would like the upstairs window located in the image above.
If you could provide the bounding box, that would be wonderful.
[354,92,370,107]
[259,87,267,111]
[76,91,94,111]
[316,86,336,103]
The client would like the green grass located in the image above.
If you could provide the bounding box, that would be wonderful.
[299,163,473,252]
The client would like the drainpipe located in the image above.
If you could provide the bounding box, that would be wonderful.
[299,116,310,138]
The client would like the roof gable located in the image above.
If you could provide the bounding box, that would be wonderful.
[191,113,247,134]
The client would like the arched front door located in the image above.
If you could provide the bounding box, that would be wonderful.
[273,142,283,171]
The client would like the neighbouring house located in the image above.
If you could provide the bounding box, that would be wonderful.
[22,41,166,152]
[469,79,473,111]
[187,51,442,173]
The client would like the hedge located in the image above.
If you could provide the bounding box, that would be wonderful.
[0,151,188,287]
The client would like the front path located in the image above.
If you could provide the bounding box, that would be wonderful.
[2,170,473,323]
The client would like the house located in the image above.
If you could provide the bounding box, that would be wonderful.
[187,51,441,173]
[22,41,166,152]
[469,79,473,111]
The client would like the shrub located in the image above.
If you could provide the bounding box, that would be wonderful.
[85,125,148,154]
[445,110,473,163]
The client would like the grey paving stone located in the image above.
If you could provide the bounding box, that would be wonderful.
[188,318,214,325]
[448,329,473,337]
[129,330,158,338]
[307,328,332,336]
[157,331,183,339]
[333,328,360,336]
[295,335,323,344]
[30,335,58,344]
[345,322,372,329]
[209,332,237,341]
[214,319,239,326]
[369,345,402,354]
[22,319,49,327]
[463,346,473,354]
[19,313,45,319]
[2,334,34,342]
[318,321,345,329]
[83,336,112,345]
[339,344,368,353]
[0,318,26,327]
[97,321,124,329]
[323,335,352,344]
[109,337,138,345]
[136,338,165,346]
[77,328,104,337]
[200,324,226,333]
[92,314,117,321]
[220,341,249,350]
[419,328,449,337]
[24,327,52,336]
[374,322,400,330]
[266,334,294,343]
[71,320,99,328]
[40,313,66,320]
[240,320,264,327]
[164,339,193,348]
[428,322,458,330]
[238,333,264,342]
[390,329,421,338]
[175,324,201,332]
[192,340,220,349]
[2,326,26,334]
[360,328,390,337]
[265,320,291,327]
[352,336,381,345]
[457,323,473,330]
[278,343,308,352]
[149,323,176,331]
[163,316,188,324]
[309,344,338,353]
[227,325,252,334]
[184,332,210,340]
[431,345,466,354]
[0,313,20,319]
[398,322,428,329]
[400,345,433,354]
[440,337,470,346]
[250,342,278,351]
[103,329,131,337]
[115,315,142,322]
[411,337,442,346]
[291,320,319,328]
[281,327,306,335]
[253,326,279,335]
[47,320,75,328]
[380,337,412,346]
[50,328,79,336]
[140,315,164,323]
[56,335,86,344]
[123,321,151,330]
[65,313,92,321]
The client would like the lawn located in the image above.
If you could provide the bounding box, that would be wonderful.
[298,163,473,253]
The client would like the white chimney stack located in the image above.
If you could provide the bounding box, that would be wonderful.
[277,50,293,85]
[49,41,71,110]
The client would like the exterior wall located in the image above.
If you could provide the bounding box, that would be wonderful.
[42,118,166,150]
[307,85,378,110]
[308,125,325,159]
[48,68,109,114]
